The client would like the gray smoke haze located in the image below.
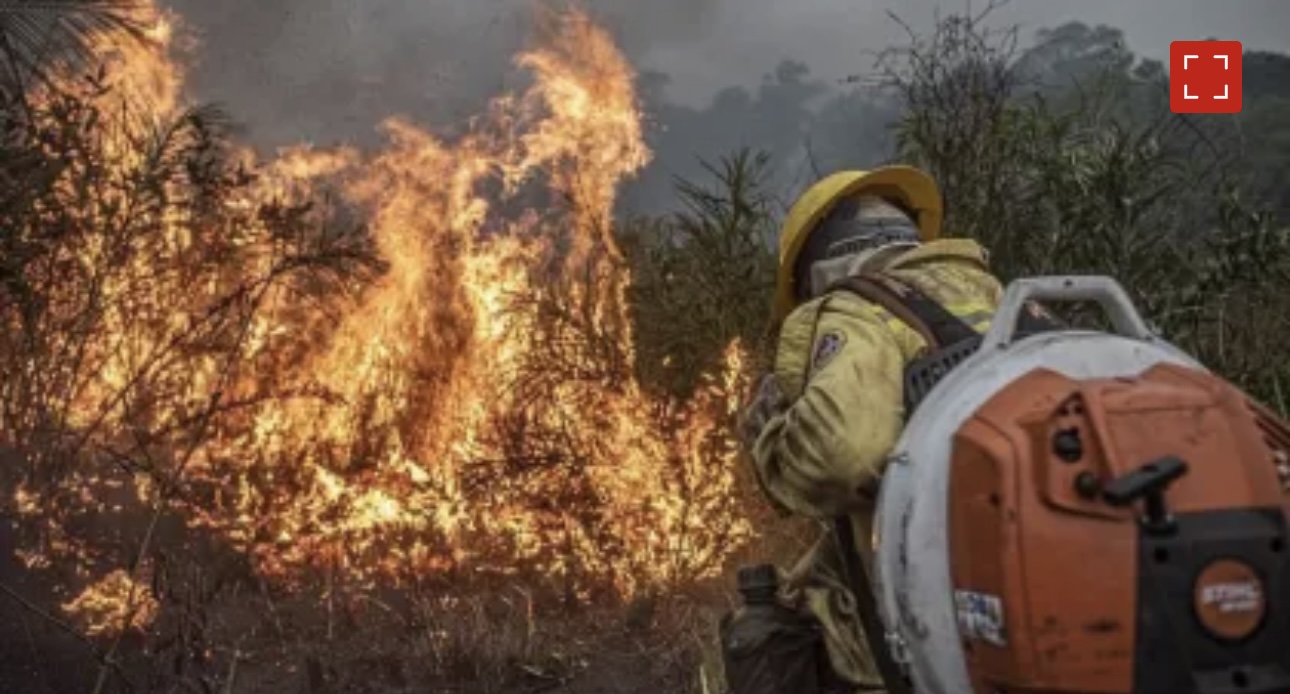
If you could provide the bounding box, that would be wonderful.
[644,0,1290,103]
[158,0,1290,214]
[162,0,1289,147]
[162,0,722,147]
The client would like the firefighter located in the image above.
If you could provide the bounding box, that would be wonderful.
[739,166,1005,692]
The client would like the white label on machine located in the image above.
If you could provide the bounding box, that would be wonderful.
[1200,581,1261,612]
[955,590,1007,646]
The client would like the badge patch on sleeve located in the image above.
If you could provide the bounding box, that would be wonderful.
[810,331,846,372]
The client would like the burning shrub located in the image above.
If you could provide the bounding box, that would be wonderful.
[0,4,754,664]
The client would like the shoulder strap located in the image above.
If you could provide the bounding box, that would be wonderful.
[1014,298,1065,337]
[821,272,1064,694]
[832,273,1064,348]
[823,273,974,694]
[834,517,912,694]
[829,273,978,351]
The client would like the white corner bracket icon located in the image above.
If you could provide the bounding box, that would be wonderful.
[1181,53,1232,101]
[1183,54,1200,97]
[1212,53,1231,99]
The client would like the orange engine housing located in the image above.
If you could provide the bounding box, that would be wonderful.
[948,363,1290,693]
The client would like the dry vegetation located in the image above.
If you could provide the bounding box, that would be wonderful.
[0,3,771,692]
[877,1,1290,406]
[0,2,1286,694]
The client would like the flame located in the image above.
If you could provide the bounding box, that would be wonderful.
[62,570,160,638]
[4,3,754,634]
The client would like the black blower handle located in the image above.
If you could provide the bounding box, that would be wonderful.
[1102,456,1189,534]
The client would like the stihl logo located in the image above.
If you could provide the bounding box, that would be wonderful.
[1170,41,1242,113]
[1201,581,1261,613]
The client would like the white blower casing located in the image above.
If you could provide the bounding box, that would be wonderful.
[871,276,1205,694]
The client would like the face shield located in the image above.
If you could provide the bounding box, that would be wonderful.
[792,195,921,302]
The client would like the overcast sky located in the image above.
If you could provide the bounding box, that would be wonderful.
[642,0,1290,102]
[161,0,1290,146]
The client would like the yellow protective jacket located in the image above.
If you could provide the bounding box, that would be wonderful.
[750,237,1003,691]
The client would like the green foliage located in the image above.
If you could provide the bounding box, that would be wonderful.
[877,3,1290,408]
[623,148,777,399]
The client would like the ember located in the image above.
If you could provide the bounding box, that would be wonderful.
[0,1,752,637]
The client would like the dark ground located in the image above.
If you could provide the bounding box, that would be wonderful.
[0,515,745,694]
[0,443,805,694]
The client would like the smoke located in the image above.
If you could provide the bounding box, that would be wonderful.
[162,0,1290,146]
[159,0,1290,212]
[161,0,720,148]
[642,0,1290,104]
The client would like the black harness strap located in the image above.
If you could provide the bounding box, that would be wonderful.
[833,517,911,694]
[1015,299,1064,337]
[817,272,1062,694]
[819,272,972,694]
[833,273,1064,415]
[830,273,979,350]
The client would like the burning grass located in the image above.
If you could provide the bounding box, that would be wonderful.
[0,2,771,690]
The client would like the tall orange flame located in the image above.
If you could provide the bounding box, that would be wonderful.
[7,2,753,633]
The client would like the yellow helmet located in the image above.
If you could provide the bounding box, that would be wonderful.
[772,165,942,322]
